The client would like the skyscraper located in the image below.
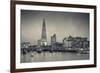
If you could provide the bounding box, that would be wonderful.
[51,34,56,45]
[41,19,47,46]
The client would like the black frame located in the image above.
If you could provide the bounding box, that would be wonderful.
[11,0,96,73]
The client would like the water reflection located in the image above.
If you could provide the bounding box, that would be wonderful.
[21,52,89,63]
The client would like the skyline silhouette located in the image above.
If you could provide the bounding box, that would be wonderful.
[21,10,89,45]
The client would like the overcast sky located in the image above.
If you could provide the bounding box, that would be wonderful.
[21,10,89,45]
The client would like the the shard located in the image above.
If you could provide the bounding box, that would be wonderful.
[41,18,47,46]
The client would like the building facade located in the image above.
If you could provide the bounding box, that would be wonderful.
[37,19,47,46]
[63,35,89,50]
[51,34,56,45]
[41,19,47,46]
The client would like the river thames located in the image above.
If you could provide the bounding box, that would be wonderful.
[21,52,89,63]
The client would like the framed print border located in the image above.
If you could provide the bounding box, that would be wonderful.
[10,0,96,73]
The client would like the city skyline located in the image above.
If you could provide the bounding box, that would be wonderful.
[21,10,89,45]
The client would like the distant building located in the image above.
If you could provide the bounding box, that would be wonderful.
[63,37,68,48]
[21,42,31,48]
[72,37,89,49]
[63,35,89,49]
[51,34,64,50]
[51,34,56,45]
[41,19,47,46]
[54,42,63,50]
[37,39,41,46]
[63,36,73,48]
[37,19,47,46]
[51,34,57,49]
[51,42,63,50]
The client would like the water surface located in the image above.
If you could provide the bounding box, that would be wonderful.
[21,52,89,63]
